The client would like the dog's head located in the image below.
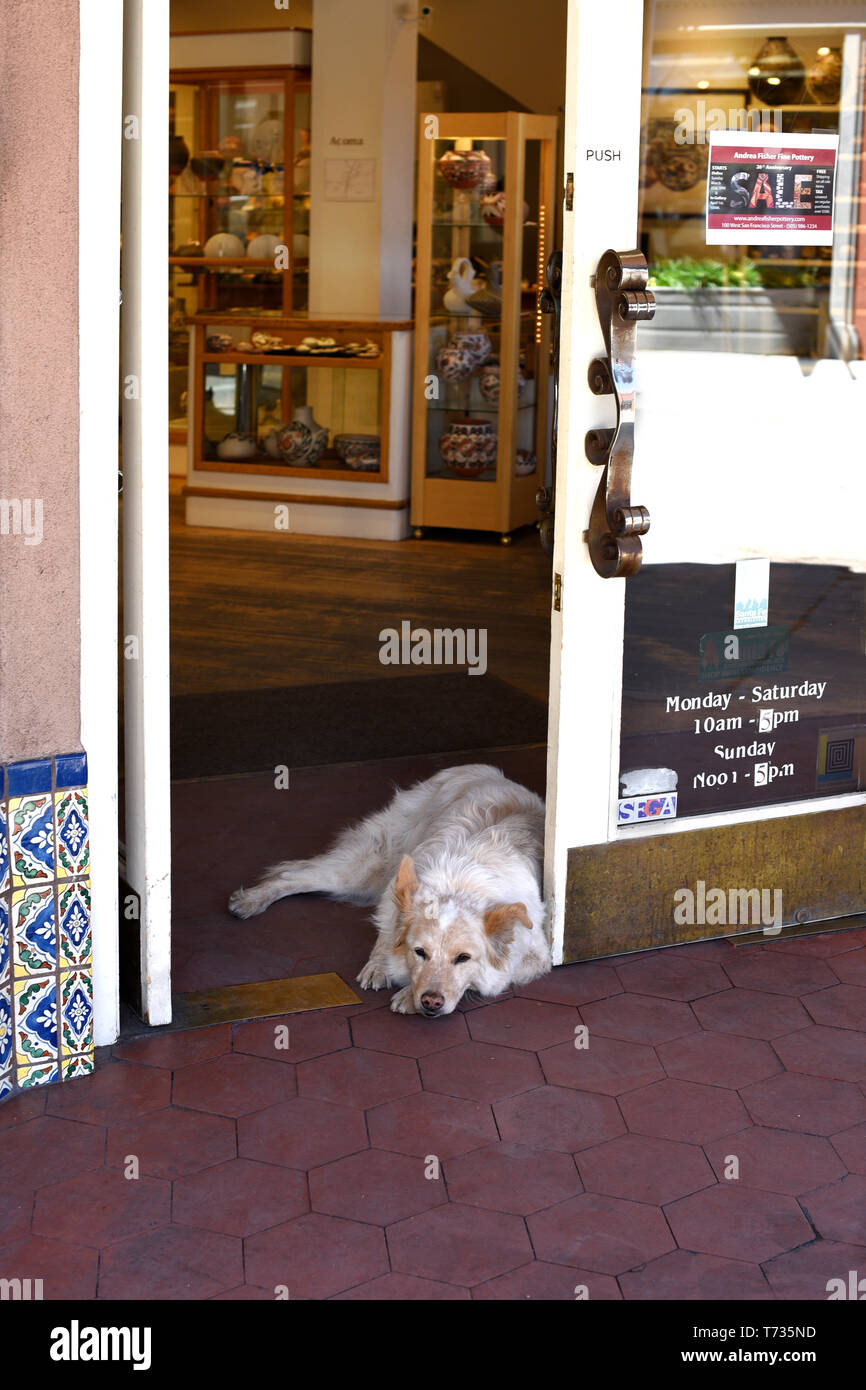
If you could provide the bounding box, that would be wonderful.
[391,855,532,1016]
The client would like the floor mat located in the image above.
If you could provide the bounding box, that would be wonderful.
[170,672,548,779]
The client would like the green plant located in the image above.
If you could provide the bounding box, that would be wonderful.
[647,256,762,289]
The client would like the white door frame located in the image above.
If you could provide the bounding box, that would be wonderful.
[544,0,866,963]
[120,0,173,1025]
[80,0,124,1046]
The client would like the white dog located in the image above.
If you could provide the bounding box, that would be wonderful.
[228,764,551,1015]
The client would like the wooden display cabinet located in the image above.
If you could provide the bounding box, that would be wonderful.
[411,111,558,543]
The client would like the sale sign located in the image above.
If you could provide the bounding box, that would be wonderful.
[706,129,838,245]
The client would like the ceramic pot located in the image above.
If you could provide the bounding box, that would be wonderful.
[436,343,476,383]
[169,135,190,179]
[278,405,328,465]
[452,331,491,366]
[478,361,526,405]
[442,257,478,316]
[334,433,380,465]
[515,449,536,476]
[479,192,529,227]
[747,36,805,106]
[206,333,234,353]
[437,147,493,190]
[216,432,257,461]
[247,233,280,260]
[439,416,497,477]
[261,427,287,459]
[230,160,262,195]
[190,151,224,182]
[806,47,842,105]
[204,232,246,258]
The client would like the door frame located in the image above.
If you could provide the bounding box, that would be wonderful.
[544,0,866,964]
[80,0,123,1046]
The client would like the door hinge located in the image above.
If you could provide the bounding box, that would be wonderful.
[564,172,574,212]
[553,571,562,611]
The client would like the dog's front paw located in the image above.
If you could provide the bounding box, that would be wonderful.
[228,886,267,919]
[357,958,388,991]
[390,985,418,1015]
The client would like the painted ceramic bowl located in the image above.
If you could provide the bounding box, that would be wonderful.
[174,240,204,257]
[206,333,234,353]
[480,192,529,227]
[437,147,493,191]
[515,449,537,476]
[334,433,381,465]
[478,362,527,405]
[439,416,497,477]
[246,233,281,260]
[204,232,246,258]
[216,432,257,461]
[346,453,380,472]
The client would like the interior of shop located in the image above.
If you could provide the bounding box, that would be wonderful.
[149,0,862,1007]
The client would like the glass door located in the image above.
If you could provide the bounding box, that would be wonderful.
[546,0,866,964]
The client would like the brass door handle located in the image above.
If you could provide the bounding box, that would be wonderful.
[585,248,655,578]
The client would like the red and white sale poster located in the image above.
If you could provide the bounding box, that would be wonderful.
[706,129,838,246]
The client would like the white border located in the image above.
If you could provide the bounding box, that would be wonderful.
[80,0,123,1047]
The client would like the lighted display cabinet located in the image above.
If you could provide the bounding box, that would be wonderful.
[169,67,311,438]
[411,112,558,543]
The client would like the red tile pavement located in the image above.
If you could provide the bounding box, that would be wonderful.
[4,922,866,1299]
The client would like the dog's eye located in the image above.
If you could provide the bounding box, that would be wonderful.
[453,953,471,964]
[414,947,428,959]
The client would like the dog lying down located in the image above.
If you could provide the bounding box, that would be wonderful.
[228,763,552,1015]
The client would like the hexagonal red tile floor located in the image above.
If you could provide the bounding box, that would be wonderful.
[4,917,866,1300]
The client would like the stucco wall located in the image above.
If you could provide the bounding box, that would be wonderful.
[0,0,81,761]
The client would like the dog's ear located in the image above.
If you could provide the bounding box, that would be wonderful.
[484,903,532,968]
[392,855,418,948]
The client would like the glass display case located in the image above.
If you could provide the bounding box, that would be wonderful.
[410,111,558,543]
[169,68,311,439]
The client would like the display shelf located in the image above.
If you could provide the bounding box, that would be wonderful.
[411,112,557,541]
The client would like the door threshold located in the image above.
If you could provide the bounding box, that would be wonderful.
[726,914,866,948]
[120,972,360,1036]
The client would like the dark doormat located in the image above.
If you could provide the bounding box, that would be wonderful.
[170,672,548,779]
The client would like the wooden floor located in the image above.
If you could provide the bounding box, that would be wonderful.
[168,480,553,702]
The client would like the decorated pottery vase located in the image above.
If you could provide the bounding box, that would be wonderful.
[438,416,497,477]
[278,405,328,465]
[452,331,491,366]
[437,146,493,191]
[747,36,805,106]
[216,432,257,461]
[515,449,537,477]
[436,342,476,383]
[261,426,287,459]
[806,47,842,105]
[478,361,527,406]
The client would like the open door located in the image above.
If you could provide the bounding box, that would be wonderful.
[546,0,866,963]
[121,0,173,1023]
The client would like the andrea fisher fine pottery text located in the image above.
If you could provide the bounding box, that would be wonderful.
[747,36,805,106]
[439,416,497,478]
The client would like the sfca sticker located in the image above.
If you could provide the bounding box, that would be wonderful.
[618,792,678,824]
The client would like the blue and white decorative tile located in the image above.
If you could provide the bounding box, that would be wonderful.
[10,794,55,887]
[55,788,89,878]
[17,1060,60,1089]
[0,1074,12,1100]
[12,886,56,977]
[61,971,93,1056]
[6,759,51,798]
[14,975,58,1065]
[0,801,9,894]
[55,753,87,790]
[0,897,9,982]
[0,985,12,1073]
[59,880,91,969]
[63,1052,94,1080]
